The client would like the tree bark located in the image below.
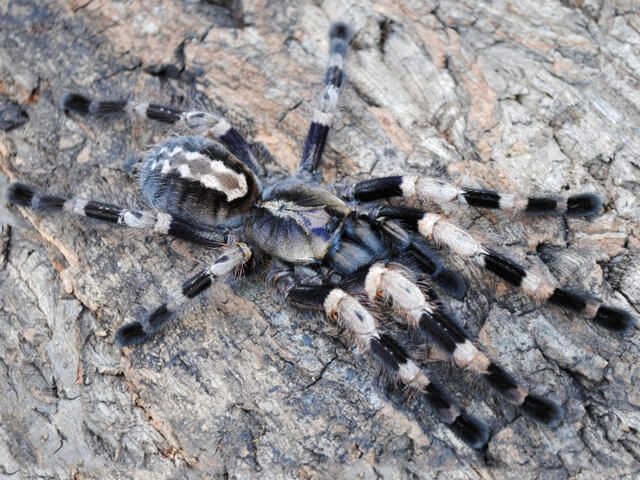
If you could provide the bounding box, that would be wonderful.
[1,0,639,478]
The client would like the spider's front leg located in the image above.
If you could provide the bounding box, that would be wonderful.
[363,211,467,299]
[345,175,602,217]
[373,206,635,333]
[115,242,252,347]
[271,268,490,449]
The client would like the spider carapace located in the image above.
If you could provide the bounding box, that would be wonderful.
[7,22,634,450]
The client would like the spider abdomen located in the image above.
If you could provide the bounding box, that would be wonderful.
[140,136,259,225]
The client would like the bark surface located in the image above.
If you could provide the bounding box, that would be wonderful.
[1,0,639,478]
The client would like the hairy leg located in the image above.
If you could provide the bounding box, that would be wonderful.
[8,182,226,246]
[268,266,490,449]
[344,175,602,217]
[115,243,251,347]
[298,22,351,176]
[372,206,635,333]
[60,93,265,175]
[358,262,563,426]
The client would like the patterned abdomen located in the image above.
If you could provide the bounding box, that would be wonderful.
[139,136,259,226]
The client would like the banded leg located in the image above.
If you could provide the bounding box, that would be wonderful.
[344,175,602,217]
[361,262,564,426]
[60,93,263,174]
[298,22,351,175]
[7,183,225,246]
[363,211,467,299]
[284,282,490,449]
[115,243,252,347]
[379,207,635,333]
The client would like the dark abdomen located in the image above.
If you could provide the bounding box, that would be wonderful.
[139,136,259,226]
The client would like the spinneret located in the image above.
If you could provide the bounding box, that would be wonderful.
[8,21,634,452]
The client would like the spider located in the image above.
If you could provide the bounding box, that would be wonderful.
[6,22,634,451]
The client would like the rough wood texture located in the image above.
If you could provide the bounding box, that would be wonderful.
[1,0,639,478]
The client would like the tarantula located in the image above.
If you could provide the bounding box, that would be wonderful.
[6,22,634,450]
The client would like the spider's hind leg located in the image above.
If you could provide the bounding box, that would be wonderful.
[115,242,252,347]
[7,183,226,246]
[60,93,265,175]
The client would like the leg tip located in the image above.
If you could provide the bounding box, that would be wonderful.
[594,305,635,334]
[432,268,467,300]
[566,193,602,217]
[329,22,351,41]
[520,394,564,428]
[114,321,149,348]
[88,99,127,115]
[7,182,36,207]
[61,93,91,114]
[449,412,491,450]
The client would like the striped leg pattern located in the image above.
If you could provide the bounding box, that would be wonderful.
[367,205,634,332]
[7,183,225,245]
[60,93,262,174]
[361,262,564,426]
[298,22,351,175]
[363,211,467,299]
[410,212,635,333]
[286,283,490,449]
[115,243,252,347]
[345,175,602,217]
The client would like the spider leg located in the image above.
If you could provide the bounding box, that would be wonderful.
[344,175,602,217]
[7,183,226,246]
[298,23,351,176]
[60,93,263,175]
[115,242,251,347]
[358,262,564,426]
[361,210,467,299]
[271,269,489,449]
[376,206,635,333]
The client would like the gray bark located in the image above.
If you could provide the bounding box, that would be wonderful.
[1,0,639,478]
